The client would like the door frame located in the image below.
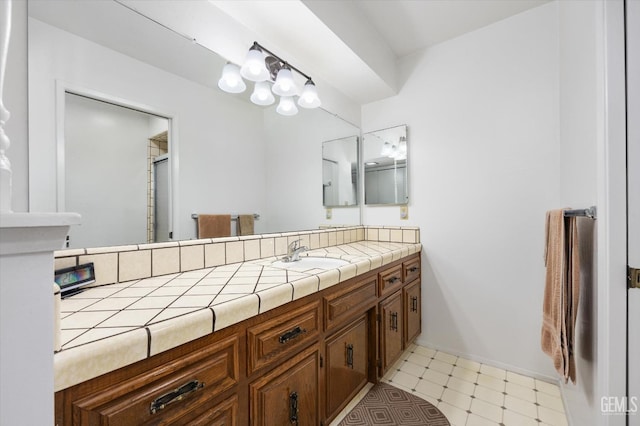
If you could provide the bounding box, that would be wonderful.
[597,1,628,424]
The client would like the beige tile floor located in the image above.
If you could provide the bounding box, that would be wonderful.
[330,343,569,426]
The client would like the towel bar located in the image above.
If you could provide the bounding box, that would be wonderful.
[191,213,260,221]
[563,206,597,219]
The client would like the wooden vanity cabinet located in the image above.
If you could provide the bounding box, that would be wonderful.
[55,253,421,426]
[249,345,320,426]
[378,254,422,376]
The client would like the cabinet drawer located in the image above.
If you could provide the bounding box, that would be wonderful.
[324,277,377,330]
[71,335,239,426]
[403,257,421,283]
[247,301,320,375]
[379,265,403,297]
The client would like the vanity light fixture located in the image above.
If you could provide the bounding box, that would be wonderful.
[218,62,246,94]
[218,41,321,116]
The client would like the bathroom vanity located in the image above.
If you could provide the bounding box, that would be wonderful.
[52,226,421,425]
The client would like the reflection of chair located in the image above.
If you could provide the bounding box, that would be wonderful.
[197,214,231,238]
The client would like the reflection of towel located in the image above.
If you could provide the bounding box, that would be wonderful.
[541,209,580,384]
[197,214,231,238]
[237,214,254,236]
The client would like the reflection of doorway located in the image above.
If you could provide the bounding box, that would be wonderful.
[153,155,169,243]
[64,92,170,248]
[322,158,339,206]
[148,132,168,243]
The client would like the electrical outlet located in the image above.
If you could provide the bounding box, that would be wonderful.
[400,205,408,220]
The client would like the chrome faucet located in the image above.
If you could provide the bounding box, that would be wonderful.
[284,239,308,262]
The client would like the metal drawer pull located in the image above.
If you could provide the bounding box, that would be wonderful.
[408,266,419,273]
[279,326,306,344]
[390,312,398,331]
[387,276,400,284]
[289,391,299,424]
[346,343,354,368]
[411,296,418,312]
[150,379,204,414]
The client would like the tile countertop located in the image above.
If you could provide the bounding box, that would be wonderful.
[54,240,422,391]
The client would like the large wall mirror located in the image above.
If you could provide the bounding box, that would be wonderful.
[363,125,408,205]
[27,0,361,249]
[322,136,358,208]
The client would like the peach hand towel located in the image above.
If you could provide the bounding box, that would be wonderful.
[541,209,580,384]
[237,214,254,236]
[197,214,231,238]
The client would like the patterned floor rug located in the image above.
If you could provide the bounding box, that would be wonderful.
[338,383,450,426]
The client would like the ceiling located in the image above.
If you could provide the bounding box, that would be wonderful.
[30,0,550,106]
[209,0,550,104]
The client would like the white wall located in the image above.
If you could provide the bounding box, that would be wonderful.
[362,2,561,378]
[28,18,267,240]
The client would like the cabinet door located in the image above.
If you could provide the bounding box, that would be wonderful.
[403,280,421,346]
[379,291,403,375]
[325,315,368,421]
[247,301,320,375]
[249,345,319,426]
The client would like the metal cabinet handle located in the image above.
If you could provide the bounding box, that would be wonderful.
[408,266,419,273]
[289,391,299,424]
[279,326,306,344]
[411,296,418,312]
[388,276,400,284]
[390,312,398,332]
[346,343,354,368]
[150,379,204,414]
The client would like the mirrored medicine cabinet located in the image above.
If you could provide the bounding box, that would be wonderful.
[363,125,408,205]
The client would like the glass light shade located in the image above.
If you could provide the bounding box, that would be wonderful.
[276,96,298,116]
[218,63,246,94]
[272,67,298,96]
[297,80,321,109]
[389,144,399,159]
[380,142,392,156]
[250,81,275,106]
[240,48,269,82]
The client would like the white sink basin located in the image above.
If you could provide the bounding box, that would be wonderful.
[270,257,349,271]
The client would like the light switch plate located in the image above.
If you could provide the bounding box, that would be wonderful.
[326,208,332,219]
[400,205,408,220]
